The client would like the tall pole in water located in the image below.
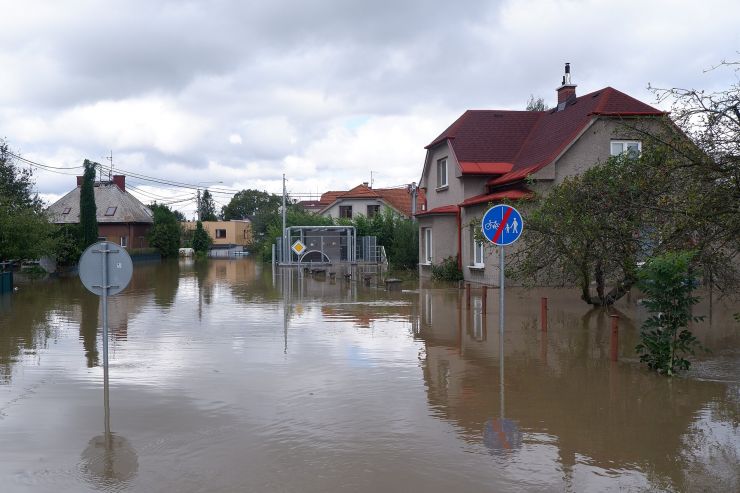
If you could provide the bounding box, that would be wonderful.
[499,246,505,339]
[282,174,287,264]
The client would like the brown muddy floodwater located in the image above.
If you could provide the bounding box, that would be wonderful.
[1,259,738,492]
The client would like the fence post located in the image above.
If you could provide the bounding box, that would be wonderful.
[610,315,619,362]
[465,283,471,309]
[541,297,548,332]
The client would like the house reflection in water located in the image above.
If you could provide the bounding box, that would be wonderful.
[413,287,733,489]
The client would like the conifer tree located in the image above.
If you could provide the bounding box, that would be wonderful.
[79,159,99,248]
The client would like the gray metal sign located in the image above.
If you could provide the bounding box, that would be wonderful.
[79,241,133,296]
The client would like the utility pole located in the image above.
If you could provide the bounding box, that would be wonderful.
[282,174,287,263]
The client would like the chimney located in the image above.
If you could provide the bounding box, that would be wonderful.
[112,175,126,192]
[362,181,369,188]
[76,176,84,187]
[556,62,577,106]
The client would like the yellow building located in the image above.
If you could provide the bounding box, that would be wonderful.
[182,220,253,248]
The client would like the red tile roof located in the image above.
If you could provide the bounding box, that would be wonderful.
[415,204,459,216]
[427,87,664,186]
[459,188,534,207]
[319,184,426,218]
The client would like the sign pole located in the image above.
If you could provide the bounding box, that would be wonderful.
[100,242,111,438]
[499,245,505,340]
[101,242,109,374]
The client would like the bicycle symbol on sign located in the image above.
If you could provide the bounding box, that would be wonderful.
[484,220,499,231]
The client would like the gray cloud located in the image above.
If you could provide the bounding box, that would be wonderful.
[1,0,739,214]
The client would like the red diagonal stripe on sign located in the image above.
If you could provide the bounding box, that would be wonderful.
[493,206,513,244]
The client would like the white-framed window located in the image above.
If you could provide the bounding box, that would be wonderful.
[120,236,128,247]
[436,157,448,189]
[610,140,641,157]
[423,228,433,264]
[339,205,353,218]
[473,240,484,267]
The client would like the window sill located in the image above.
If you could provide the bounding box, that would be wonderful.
[468,265,485,271]
[435,185,449,192]
[419,262,432,267]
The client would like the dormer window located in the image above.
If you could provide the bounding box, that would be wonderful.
[611,140,641,158]
[104,206,117,216]
[62,207,71,215]
[436,158,448,189]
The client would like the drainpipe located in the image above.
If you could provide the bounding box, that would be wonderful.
[456,206,462,270]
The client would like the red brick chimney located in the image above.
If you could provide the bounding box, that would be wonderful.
[556,62,577,105]
[112,175,126,192]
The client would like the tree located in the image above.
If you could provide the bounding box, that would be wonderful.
[221,189,281,220]
[198,189,218,221]
[191,221,212,254]
[0,142,53,261]
[79,159,99,248]
[635,251,705,375]
[148,203,182,258]
[526,94,549,111]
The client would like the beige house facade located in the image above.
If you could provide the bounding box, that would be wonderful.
[182,220,253,248]
[417,65,665,285]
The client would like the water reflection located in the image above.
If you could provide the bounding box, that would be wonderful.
[80,373,138,488]
[415,287,739,490]
[0,260,737,492]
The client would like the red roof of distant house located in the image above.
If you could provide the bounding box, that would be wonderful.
[426,87,664,186]
[318,184,426,218]
[415,204,459,216]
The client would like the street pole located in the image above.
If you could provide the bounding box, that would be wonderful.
[499,245,505,339]
[282,174,287,264]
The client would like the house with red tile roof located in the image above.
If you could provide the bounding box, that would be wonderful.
[417,64,665,284]
[312,183,425,220]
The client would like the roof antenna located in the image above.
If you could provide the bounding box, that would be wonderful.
[106,150,113,181]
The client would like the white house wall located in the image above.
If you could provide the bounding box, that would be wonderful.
[423,143,466,211]
[322,199,391,219]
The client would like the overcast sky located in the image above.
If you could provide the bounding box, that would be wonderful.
[1,0,738,217]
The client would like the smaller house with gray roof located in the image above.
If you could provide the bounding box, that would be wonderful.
[47,175,154,249]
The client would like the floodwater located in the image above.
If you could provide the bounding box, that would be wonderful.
[1,259,738,493]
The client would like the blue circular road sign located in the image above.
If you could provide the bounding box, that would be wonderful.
[481,205,524,246]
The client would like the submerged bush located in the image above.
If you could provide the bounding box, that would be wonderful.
[635,251,705,375]
[431,256,463,282]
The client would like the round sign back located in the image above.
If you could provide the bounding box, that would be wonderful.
[79,241,133,296]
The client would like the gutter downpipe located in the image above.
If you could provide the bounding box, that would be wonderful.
[456,206,462,271]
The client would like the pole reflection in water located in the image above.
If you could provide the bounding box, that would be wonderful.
[80,370,138,487]
[483,315,522,454]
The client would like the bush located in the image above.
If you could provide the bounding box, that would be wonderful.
[635,251,705,375]
[431,256,463,282]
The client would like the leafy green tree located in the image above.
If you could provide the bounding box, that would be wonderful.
[191,221,212,254]
[52,225,83,266]
[79,159,99,248]
[0,142,53,261]
[148,203,182,258]
[635,251,705,375]
[221,189,281,220]
[198,189,218,221]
